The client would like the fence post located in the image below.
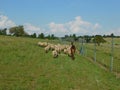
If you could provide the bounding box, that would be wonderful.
[79,37,84,55]
[110,34,114,72]
[94,36,96,62]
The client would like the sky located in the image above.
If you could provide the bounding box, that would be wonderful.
[0,0,120,36]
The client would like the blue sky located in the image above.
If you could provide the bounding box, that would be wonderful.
[0,0,120,36]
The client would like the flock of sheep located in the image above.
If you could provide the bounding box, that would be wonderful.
[38,41,78,58]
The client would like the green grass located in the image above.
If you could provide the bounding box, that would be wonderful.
[77,38,120,73]
[0,35,120,90]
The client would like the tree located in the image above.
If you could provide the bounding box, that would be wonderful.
[65,35,69,38]
[84,35,91,43]
[9,25,27,36]
[0,28,7,35]
[73,34,76,38]
[51,34,55,39]
[73,34,78,41]
[46,34,51,39]
[111,33,114,37]
[31,33,36,38]
[93,35,106,46]
[38,33,44,39]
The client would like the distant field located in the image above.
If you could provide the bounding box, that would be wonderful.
[0,35,120,90]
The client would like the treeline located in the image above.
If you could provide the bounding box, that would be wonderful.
[0,25,58,40]
[30,33,58,40]
[0,25,120,43]
[0,28,7,35]
[61,34,107,46]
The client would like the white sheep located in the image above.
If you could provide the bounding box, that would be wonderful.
[44,45,50,53]
[38,42,43,46]
[52,50,58,58]
[63,49,68,54]
[63,46,72,56]
[38,42,48,47]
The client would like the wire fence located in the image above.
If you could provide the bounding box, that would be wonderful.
[58,36,120,74]
[78,37,120,74]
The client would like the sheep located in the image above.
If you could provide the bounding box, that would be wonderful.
[44,45,50,53]
[38,41,78,59]
[54,45,60,54]
[67,48,72,56]
[52,50,58,58]
[63,49,68,54]
[63,46,72,56]
[60,45,66,51]
[43,42,48,47]
[38,42,48,47]
[50,44,55,50]
[38,42,43,46]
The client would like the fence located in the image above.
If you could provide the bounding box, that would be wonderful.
[78,37,120,74]
[58,36,120,74]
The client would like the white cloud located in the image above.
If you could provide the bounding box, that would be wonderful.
[48,22,68,36]
[0,15,45,35]
[0,15,16,29]
[93,23,101,30]
[3,14,120,36]
[67,16,92,34]
[48,16,101,36]
[105,28,120,36]
[24,23,44,35]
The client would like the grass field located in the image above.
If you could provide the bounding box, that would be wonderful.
[0,35,120,90]
[77,38,120,73]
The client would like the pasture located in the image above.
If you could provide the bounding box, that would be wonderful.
[77,38,120,73]
[0,35,120,90]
